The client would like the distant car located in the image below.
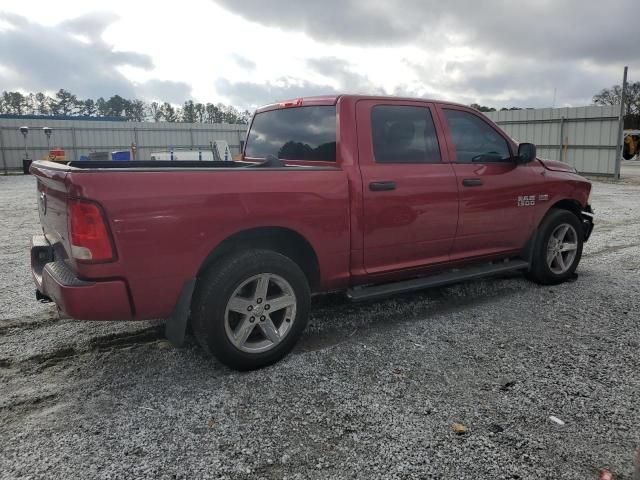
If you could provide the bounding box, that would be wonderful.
[30,94,594,370]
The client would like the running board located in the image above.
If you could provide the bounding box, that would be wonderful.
[347,259,529,302]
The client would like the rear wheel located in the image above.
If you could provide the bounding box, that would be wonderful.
[527,209,584,285]
[191,249,310,370]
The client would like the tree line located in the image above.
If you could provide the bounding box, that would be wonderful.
[470,104,523,112]
[0,89,252,124]
[3,82,639,128]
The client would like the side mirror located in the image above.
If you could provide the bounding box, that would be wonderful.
[517,142,536,164]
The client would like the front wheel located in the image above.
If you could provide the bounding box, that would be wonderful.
[527,209,584,285]
[191,249,310,370]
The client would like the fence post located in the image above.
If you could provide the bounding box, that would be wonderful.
[558,116,565,162]
[71,126,78,162]
[614,66,628,180]
[189,128,194,150]
[0,128,7,175]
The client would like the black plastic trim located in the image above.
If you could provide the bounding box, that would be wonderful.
[347,259,529,302]
[43,261,91,287]
[165,278,196,348]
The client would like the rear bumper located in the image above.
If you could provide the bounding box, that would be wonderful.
[31,235,133,320]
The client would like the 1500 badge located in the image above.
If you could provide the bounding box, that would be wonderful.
[517,195,535,207]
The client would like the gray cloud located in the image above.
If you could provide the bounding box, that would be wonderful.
[307,57,385,94]
[135,79,191,104]
[231,54,256,71]
[217,57,437,109]
[216,77,337,107]
[212,0,640,67]
[0,12,191,101]
[212,0,417,46]
[412,56,618,108]
[211,0,638,108]
[216,57,384,108]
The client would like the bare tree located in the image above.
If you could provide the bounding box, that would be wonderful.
[593,82,640,129]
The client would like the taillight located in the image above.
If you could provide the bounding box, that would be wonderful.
[68,199,115,262]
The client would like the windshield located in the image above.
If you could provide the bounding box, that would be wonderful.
[245,106,336,161]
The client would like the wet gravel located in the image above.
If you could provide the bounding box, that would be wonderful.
[1,174,639,479]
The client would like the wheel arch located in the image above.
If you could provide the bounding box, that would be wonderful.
[547,198,583,219]
[523,198,584,263]
[196,226,321,292]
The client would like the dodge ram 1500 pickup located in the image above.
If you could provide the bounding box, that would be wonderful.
[30,95,594,370]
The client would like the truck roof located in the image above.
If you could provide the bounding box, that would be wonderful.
[255,94,469,113]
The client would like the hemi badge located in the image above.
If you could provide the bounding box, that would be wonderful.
[538,194,549,201]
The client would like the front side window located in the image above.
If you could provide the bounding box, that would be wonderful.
[444,109,511,163]
[245,106,336,161]
[371,105,441,163]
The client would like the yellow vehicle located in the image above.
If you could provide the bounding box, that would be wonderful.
[623,131,640,160]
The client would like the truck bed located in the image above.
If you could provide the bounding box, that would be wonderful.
[29,159,351,321]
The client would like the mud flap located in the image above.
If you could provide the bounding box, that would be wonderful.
[521,229,538,271]
[165,278,196,347]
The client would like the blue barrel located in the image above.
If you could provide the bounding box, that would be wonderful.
[111,150,131,161]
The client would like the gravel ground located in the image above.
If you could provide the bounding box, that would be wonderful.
[1,173,639,480]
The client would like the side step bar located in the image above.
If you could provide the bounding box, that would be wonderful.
[347,259,529,302]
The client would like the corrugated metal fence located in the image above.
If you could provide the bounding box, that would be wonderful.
[0,118,247,172]
[485,105,620,175]
[0,107,621,175]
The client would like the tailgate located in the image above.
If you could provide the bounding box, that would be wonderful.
[31,162,72,261]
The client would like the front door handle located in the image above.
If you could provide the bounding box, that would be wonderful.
[462,178,483,187]
[369,181,396,191]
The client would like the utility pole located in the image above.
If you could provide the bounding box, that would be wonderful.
[614,66,628,180]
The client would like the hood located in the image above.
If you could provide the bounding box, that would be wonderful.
[537,158,577,173]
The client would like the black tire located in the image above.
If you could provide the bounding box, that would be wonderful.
[526,209,584,285]
[191,249,310,370]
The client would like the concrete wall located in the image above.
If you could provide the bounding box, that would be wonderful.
[0,118,248,171]
[485,105,620,175]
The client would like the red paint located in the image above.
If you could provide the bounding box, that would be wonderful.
[538,157,577,173]
[37,266,132,320]
[30,95,592,321]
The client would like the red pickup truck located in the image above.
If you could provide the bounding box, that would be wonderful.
[30,95,594,370]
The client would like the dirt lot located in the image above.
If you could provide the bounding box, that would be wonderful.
[1,174,639,480]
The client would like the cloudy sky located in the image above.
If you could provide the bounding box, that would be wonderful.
[0,0,638,110]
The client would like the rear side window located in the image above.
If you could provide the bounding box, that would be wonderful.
[444,109,511,163]
[245,106,336,161]
[371,105,441,163]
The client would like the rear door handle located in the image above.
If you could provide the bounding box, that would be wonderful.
[462,178,483,187]
[369,181,396,191]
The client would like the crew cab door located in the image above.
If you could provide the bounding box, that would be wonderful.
[436,105,539,259]
[356,100,458,275]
